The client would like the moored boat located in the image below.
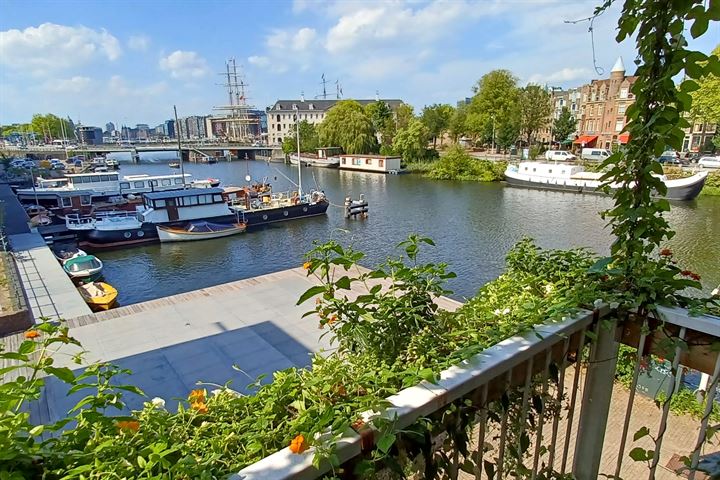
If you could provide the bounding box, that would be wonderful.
[78,282,118,311]
[157,221,246,242]
[504,161,708,201]
[289,153,340,168]
[168,162,180,168]
[66,211,158,249]
[51,244,87,263]
[63,255,103,281]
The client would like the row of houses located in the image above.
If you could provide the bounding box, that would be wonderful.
[538,57,716,152]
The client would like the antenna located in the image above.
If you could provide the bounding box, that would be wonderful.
[320,74,328,99]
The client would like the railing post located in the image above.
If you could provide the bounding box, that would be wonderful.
[573,316,619,480]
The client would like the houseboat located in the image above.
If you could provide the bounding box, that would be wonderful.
[289,147,342,168]
[336,154,402,174]
[224,186,329,225]
[504,161,708,201]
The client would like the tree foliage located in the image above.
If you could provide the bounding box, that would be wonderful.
[518,85,552,146]
[31,114,74,142]
[281,120,319,155]
[467,70,520,145]
[427,145,505,181]
[690,44,720,123]
[317,100,378,154]
[394,103,415,131]
[420,104,454,147]
[552,107,577,143]
[448,105,468,143]
[364,101,393,133]
[392,119,431,161]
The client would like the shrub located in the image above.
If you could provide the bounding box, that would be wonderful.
[426,145,505,181]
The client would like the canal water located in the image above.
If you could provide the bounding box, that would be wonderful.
[99,158,719,306]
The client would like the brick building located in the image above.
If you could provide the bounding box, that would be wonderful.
[575,57,638,149]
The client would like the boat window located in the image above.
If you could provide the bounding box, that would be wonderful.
[120,182,130,189]
[188,196,198,205]
[549,169,552,173]
[81,195,92,206]
[524,167,528,171]
[213,194,222,202]
[134,181,145,188]
[562,170,566,174]
[155,199,166,208]
[342,158,346,164]
[110,175,118,181]
[61,197,72,207]
[92,176,101,182]
[150,180,158,187]
[366,159,372,165]
[533,168,536,172]
[100,175,109,181]
[379,159,384,168]
[161,179,171,186]
[174,178,183,184]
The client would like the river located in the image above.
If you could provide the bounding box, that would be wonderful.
[97,156,719,306]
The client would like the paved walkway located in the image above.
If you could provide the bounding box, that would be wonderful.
[8,232,91,322]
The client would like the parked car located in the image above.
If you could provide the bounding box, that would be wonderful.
[544,150,577,162]
[698,156,720,169]
[581,148,612,161]
[658,151,681,164]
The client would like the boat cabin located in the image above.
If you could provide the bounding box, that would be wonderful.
[120,174,190,194]
[337,154,402,173]
[517,162,584,179]
[65,173,121,194]
[139,187,231,223]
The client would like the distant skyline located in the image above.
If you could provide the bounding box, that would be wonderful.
[1,0,717,127]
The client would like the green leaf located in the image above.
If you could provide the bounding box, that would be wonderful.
[633,426,650,441]
[690,16,709,38]
[376,432,396,454]
[484,460,496,479]
[335,276,351,290]
[296,285,326,305]
[629,447,651,462]
[45,367,75,384]
[137,455,147,468]
[418,368,436,383]
[29,425,44,436]
[17,340,36,355]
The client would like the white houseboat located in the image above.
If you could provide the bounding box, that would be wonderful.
[336,154,402,174]
[504,161,708,201]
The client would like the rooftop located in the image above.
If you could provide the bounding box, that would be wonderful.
[143,187,224,199]
[268,98,404,112]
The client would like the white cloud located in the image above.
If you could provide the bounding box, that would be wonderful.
[128,34,150,51]
[44,76,93,93]
[108,75,167,97]
[248,55,271,67]
[293,27,317,51]
[0,23,121,74]
[526,68,593,85]
[159,50,210,78]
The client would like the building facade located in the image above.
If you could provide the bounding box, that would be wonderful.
[76,126,103,145]
[266,98,403,146]
[683,121,717,153]
[538,87,582,145]
[575,57,638,149]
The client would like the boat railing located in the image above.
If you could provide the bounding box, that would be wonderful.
[66,210,140,229]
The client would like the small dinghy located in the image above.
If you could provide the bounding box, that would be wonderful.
[156,221,246,243]
[52,244,87,264]
[78,282,118,311]
[63,255,103,281]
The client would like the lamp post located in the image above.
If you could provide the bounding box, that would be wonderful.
[293,105,302,196]
[491,115,496,154]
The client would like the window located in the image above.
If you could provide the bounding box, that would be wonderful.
[155,199,166,208]
[342,158,346,164]
[365,159,372,165]
[150,180,158,187]
[618,104,626,115]
[276,114,280,122]
[161,179,171,186]
[213,195,222,202]
[110,175,118,181]
[81,195,91,206]
[524,167,528,171]
[379,159,384,168]
[92,176,101,182]
[134,181,145,188]
[309,104,314,110]
[620,88,628,99]
[120,182,130,190]
[100,175,109,181]
[174,178,183,184]
[276,105,281,110]
[549,169,553,173]
[533,168,537,172]
[189,196,198,205]
[615,120,624,132]
[61,196,72,207]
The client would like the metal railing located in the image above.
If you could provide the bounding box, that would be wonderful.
[234,305,720,480]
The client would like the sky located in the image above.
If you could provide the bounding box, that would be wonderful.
[1,0,718,128]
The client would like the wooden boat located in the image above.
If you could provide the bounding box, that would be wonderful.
[78,282,118,311]
[63,255,103,280]
[51,244,87,264]
[156,221,246,243]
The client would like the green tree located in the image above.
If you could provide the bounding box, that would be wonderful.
[317,100,378,154]
[518,85,552,147]
[552,107,577,144]
[467,70,520,146]
[690,44,720,123]
[421,104,454,148]
[364,101,393,133]
[30,114,73,143]
[394,103,415,131]
[392,118,430,161]
[448,105,468,143]
[495,115,521,152]
[281,120,319,155]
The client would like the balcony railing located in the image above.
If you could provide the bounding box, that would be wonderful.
[234,305,720,480]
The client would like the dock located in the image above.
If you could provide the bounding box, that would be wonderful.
[0,266,460,423]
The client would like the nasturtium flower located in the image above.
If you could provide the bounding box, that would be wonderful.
[660,248,672,257]
[303,261,312,270]
[191,401,208,414]
[24,330,40,339]
[289,434,309,454]
[189,389,206,403]
[117,420,140,432]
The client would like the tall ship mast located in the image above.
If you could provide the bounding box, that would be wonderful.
[211,58,260,142]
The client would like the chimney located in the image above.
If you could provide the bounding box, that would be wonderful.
[300,91,305,102]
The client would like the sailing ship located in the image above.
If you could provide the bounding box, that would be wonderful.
[504,161,707,201]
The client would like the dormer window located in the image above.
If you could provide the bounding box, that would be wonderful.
[276,104,281,110]
[292,104,297,110]
[309,104,314,110]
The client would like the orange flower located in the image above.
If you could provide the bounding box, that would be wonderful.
[289,434,309,454]
[188,389,206,403]
[303,261,312,270]
[117,420,140,432]
[24,330,40,339]
[327,315,338,325]
[191,401,208,414]
[660,248,672,257]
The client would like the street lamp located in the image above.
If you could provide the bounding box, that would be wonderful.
[293,104,302,196]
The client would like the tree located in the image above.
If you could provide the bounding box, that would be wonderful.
[30,114,73,143]
[690,44,720,123]
[394,103,415,131]
[421,104,454,148]
[392,119,430,162]
[552,107,577,144]
[318,100,378,154]
[281,120,319,155]
[518,85,552,147]
[448,105,468,143]
[364,101,393,132]
[467,70,520,146]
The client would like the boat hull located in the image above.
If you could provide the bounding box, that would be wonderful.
[289,156,340,168]
[157,224,246,242]
[78,282,118,311]
[78,223,159,250]
[233,200,330,227]
[504,170,707,201]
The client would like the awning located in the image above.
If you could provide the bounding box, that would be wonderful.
[573,135,598,146]
[618,133,630,144]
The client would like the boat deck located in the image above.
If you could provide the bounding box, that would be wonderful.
[0,267,461,424]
